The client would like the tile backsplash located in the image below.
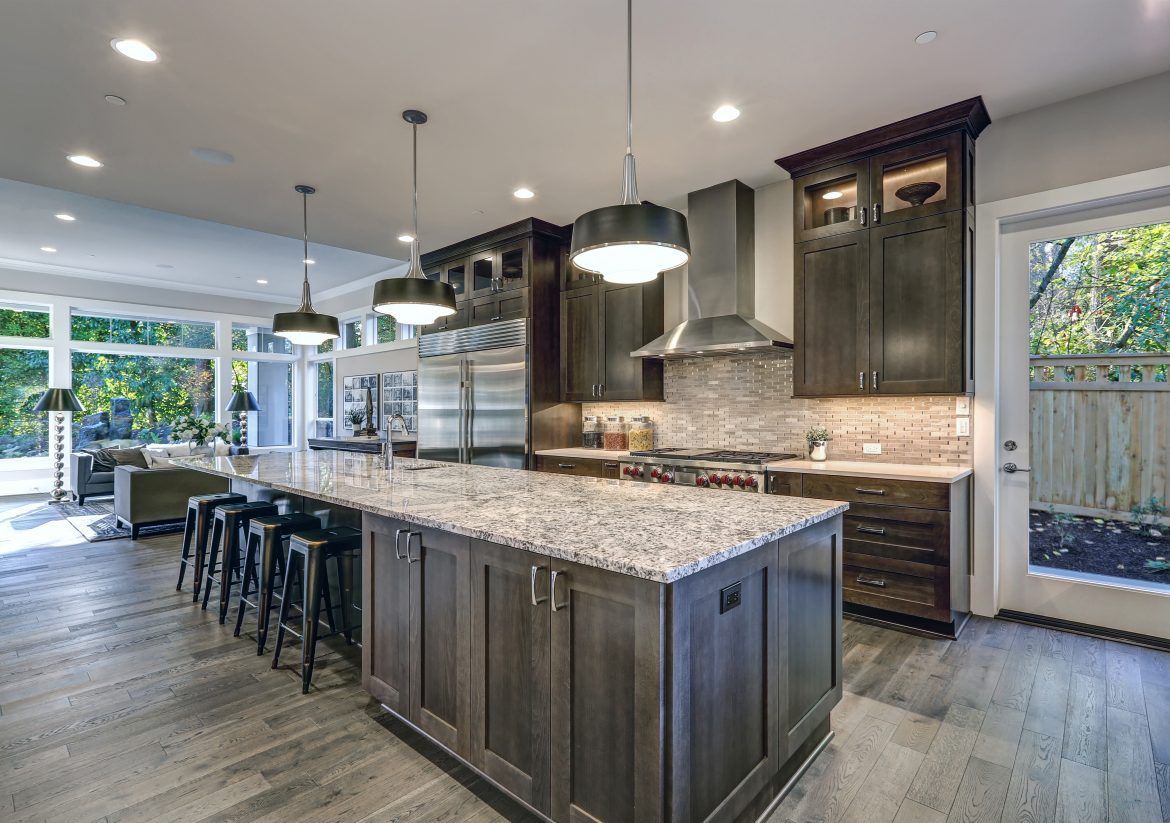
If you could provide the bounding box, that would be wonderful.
[582,353,971,465]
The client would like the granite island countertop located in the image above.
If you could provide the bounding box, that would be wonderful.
[175,451,847,583]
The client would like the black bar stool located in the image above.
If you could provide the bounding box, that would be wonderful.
[176,492,247,601]
[201,501,279,623]
[233,512,321,653]
[271,526,362,693]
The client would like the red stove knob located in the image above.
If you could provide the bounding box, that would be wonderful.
[696,476,709,487]
[708,473,720,486]
[622,466,631,476]
[734,475,746,487]
[746,476,758,488]
[721,474,732,486]
[660,472,673,483]
[650,467,661,479]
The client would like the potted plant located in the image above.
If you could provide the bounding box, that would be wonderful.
[171,414,230,455]
[346,408,367,432]
[805,426,831,462]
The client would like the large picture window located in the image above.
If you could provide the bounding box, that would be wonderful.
[231,323,292,354]
[0,348,50,458]
[231,359,293,447]
[0,302,50,338]
[71,352,215,447]
[71,310,215,349]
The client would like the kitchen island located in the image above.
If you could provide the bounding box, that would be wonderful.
[179,450,846,823]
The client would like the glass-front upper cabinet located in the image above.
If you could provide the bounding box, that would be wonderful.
[496,241,529,292]
[471,250,496,297]
[793,160,871,242]
[443,259,467,300]
[869,134,963,226]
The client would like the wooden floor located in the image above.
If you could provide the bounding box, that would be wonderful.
[2,497,1168,822]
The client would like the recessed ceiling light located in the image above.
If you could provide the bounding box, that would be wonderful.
[55,213,76,222]
[40,246,57,253]
[111,38,158,62]
[398,234,415,243]
[104,94,127,106]
[256,279,268,285]
[822,191,843,200]
[915,31,937,45]
[513,187,535,199]
[190,147,235,165]
[712,104,740,123]
[303,258,316,265]
[67,154,103,168]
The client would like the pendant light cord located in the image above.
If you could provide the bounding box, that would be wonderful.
[299,188,314,311]
[620,0,639,205]
[407,122,425,280]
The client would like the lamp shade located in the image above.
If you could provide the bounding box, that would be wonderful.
[372,275,457,326]
[570,202,690,284]
[272,308,340,346]
[33,388,84,413]
[225,390,261,413]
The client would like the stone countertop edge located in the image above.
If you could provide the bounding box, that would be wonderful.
[767,459,972,483]
[174,455,847,583]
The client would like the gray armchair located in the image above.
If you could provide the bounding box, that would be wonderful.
[114,465,228,539]
[71,452,115,506]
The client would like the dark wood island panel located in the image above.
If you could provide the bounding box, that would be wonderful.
[361,512,843,823]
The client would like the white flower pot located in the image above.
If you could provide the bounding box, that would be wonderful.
[809,442,828,462]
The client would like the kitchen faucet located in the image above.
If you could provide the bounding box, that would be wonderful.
[383,414,409,470]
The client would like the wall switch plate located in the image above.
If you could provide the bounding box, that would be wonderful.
[956,417,971,437]
[719,581,742,614]
[955,397,971,416]
[862,443,882,455]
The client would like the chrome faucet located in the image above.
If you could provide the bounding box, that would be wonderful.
[383,414,409,470]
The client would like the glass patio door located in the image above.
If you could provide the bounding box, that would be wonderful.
[998,205,1170,639]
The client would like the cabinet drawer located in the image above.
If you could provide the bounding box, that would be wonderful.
[766,471,804,497]
[844,503,949,561]
[843,561,944,615]
[534,455,605,478]
[802,474,949,510]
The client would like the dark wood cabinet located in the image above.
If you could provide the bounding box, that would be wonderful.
[469,287,529,327]
[793,230,870,397]
[560,247,600,292]
[779,98,989,397]
[559,279,664,402]
[363,518,411,716]
[534,454,621,479]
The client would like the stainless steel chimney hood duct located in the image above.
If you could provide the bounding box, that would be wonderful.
[632,180,793,358]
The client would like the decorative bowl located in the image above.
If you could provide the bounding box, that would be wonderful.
[894,181,941,206]
[823,206,852,225]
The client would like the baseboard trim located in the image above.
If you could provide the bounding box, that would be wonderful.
[995,609,1170,652]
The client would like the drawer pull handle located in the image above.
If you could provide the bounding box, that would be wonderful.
[603,462,618,468]
[558,463,576,469]
[856,576,887,588]
[856,526,887,536]
[855,487,886,496]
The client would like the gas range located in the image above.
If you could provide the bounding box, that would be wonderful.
[619,448,798,492]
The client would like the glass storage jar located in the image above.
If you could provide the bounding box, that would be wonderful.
[581,415,602,449]
[602,416,629,451]
[627,416,654,452]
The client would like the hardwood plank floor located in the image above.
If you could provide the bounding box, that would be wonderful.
[2,497,1167,822]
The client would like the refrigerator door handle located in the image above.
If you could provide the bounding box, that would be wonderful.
[458,358,469,464]
[464,359,474,463]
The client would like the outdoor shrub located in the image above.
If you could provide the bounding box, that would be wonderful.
[1131,496,1167,538]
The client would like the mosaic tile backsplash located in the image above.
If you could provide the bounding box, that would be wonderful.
[582,353,971,465]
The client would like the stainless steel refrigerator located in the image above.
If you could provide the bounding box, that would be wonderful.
[416,319,528,469]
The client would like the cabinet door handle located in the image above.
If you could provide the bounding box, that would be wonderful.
[550,570,567,611]
[858,371,866,390]
[856,526,887,536]
[530,564,548,605]
[856,576,886,588]
[872,371,879,391]
[393,528,407,561]
[855,487,887,496]
[859,206,868,227]
[491,314,501,321]
[405,531,422,564]
[558,463,576,469]
[599,384,605,396]
[873,204,882,224]
[591,384,598,398]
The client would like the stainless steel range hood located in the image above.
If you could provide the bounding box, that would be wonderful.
[632,180,793,358]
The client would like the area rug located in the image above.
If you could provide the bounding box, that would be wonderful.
[55,499,184,542]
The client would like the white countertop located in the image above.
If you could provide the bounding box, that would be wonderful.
[176,451,846,583]
[535,447,630,460]
[767,459,972,483]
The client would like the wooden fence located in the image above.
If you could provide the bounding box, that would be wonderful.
[1030,353,1170,521]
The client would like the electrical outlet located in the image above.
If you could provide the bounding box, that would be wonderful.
[956,417,971,437]
[955,397,971,416]
[862,443,882,455]
[720,581,742,614]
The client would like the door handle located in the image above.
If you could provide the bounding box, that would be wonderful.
[530,565,548,605]
[873,204,882,224]
[550,570,567,612]
[1003,463,1031,474]
[858,371,865,390]
[591,384,597,398]
[393,528,407,561]
[855,576,886,588]
[859,206,868,227]
[872,371,879,391]
[598,384,605,397]
[405,531,422,563]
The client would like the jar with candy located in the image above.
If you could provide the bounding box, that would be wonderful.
[602,416,629,451]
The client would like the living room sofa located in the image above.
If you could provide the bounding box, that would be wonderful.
[70,439,141,505]
[114,464,228,538]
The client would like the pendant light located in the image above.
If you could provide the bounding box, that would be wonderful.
[273,185,340,346]
[372,110,457,326]
[569,0,689,285]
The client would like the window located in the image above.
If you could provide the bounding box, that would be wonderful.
[71,310,215,349]
[313,361,334,437]
[231,360,293,447]
[0,302,50,338]
[0,348,50,458]
[71,352,215,446]
[316,338,334,355]
[231,323,292,354]
[342,318,363,349]
[376,315,398,344]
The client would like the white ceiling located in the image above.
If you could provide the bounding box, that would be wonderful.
[1,0,1169,283]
